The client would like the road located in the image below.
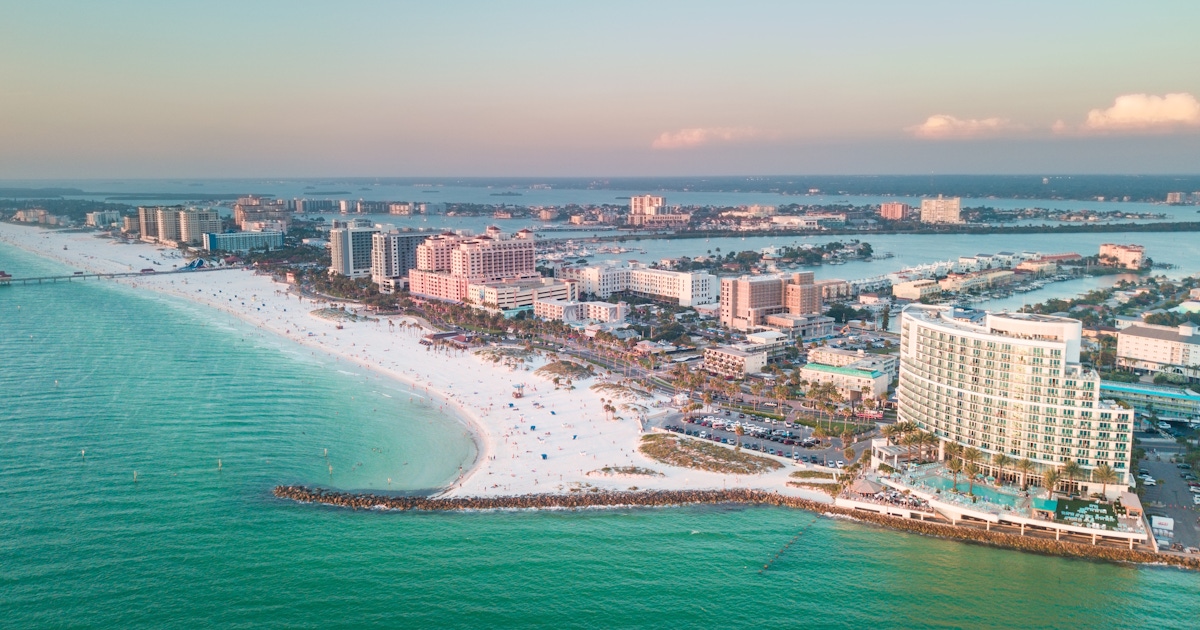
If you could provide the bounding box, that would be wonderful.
[1139,446,1200,550]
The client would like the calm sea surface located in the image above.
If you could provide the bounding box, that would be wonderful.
[3,241,1199,628]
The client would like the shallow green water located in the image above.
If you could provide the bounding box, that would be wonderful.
[3,242,1199,629]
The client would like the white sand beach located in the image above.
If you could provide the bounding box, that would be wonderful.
[0,223,832,502]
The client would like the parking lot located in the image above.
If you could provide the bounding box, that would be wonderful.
[1139,449,1200,551]
[651,410,868,468]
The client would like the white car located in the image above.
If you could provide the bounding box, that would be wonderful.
[1143,478,1157,486]
[1193,495,1200,505]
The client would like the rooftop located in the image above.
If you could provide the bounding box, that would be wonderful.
[1120,324,1199,344]
[800,362,883,379]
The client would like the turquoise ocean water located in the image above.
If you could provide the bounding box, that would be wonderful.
[3,241,1199,629]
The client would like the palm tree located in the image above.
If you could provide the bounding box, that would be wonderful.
[882,423,902,445]
[943,441,963,464]
[813,426,829,447]
[902,433,920,465]
[1091,463,1119,499]
[840,430,855,451]
[1061,459,1084,496]
[945,456,964,492]
[1042,469,1062,498]
[992,453,1012,487]
[918,432,939,463]
[734,424,745,451]
[964,462,981,497]
[1014,458,1035,490]
[844,446,856,463]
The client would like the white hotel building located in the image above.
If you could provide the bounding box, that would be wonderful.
[557,261,716,307]
[898,305,1135,492]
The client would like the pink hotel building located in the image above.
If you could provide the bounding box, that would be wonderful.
[408,227,540,302]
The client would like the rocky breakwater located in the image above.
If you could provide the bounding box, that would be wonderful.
[273,485,1200,571]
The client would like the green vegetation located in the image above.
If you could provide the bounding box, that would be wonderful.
[535,360,594,380]
[638,434,783,475]
[786,481,841,496]
[789,470,835,480]
[592,466,664,477]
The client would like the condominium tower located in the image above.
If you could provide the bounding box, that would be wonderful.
[919,195,963,224]
[720,272,818,331]
[898,305,1135,493]
[329,221,380,277]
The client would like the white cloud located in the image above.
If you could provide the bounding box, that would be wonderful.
[1081,93,1200,133]
[907,115,1022,139]
[651,127,760,149]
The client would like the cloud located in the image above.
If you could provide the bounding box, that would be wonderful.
[907,115,1023,139]
[651,127,761,149]
[1080,93,1200,133]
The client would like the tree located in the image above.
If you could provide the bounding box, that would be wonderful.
[992,453,1012,487]
[882,423,902,445]
[902,432,920,466]
[1014,458,1035,490]
[918,432,939,463]
[844,446,856,462]
[1091,463,1119,499]
[1042,469,1062,498]
[1061,459,1084,495]
[841,430,855,451]
[965,462,981,497]
[813,426,829,446]
[734,424,745,451]
[947,458,964,490]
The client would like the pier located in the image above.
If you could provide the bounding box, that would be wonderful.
[0,267,232,287]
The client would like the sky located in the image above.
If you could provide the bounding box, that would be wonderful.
[2,0,1199,178]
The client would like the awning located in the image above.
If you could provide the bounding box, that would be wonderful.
[850,479,886,495]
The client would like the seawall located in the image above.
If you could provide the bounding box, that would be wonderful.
[274,485,1199,571]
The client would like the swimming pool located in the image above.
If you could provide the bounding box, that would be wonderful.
[919,475,1021,508]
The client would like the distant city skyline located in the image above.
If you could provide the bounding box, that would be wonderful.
[2,1,1199,177]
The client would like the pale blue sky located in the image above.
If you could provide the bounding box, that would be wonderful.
[2,0,1198,177]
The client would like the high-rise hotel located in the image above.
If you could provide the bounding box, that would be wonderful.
[898,305,1135,493]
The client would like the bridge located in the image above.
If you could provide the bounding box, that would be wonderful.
[0,266,233,286]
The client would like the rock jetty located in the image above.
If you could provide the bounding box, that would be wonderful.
[273,485,1200,571]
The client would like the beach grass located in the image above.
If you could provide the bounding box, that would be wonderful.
[638,434,783,475]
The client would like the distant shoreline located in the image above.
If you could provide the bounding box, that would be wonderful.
[542,221,1200,244]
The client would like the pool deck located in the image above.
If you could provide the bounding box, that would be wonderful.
[860,466,1151,549]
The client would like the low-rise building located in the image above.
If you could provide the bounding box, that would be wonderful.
[465,277,577,313]
[703,344,768,379]
[85,210,122,228]
[1015,258,1059,275]
[799,363,889,401]
[534,299,628,324]
[937,269,1014,293]
[807,347,899,381]
[764,313,836,340]
[557,261,716,306]
[202,231,284,253]
[745,330,791,359]
[1116,323,1200,381]
[1099,381,1200,421]
[1099,243,1145,270]
[892,278,941,301]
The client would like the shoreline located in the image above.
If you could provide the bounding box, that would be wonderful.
[273,484,1200,572]
[540,220,1200,244]
[0,222,821,501]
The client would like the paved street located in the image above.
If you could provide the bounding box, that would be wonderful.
[1139,447,1200,550]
